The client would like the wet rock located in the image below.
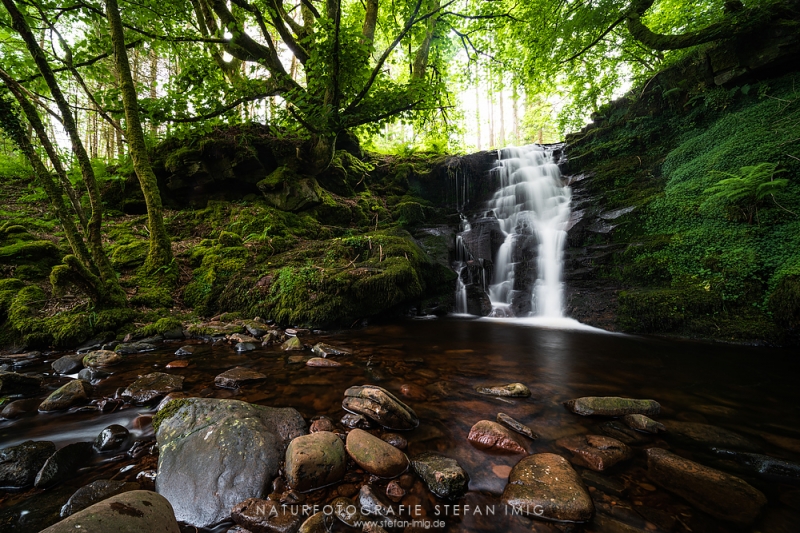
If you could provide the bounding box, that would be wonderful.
[115,342,157,354]
[646,447,766,526]
[40,490,180,533]
[501,453,594,522]
[166,359,189,369]
[346,428,409,477]
[341,413,371,429]
[342,385,419,430]
[231,498,302,533]
[82,349,122,368]
[497,413,537,439]
[622,414,665,434]
[332,497,363,527]
[34,442,94,488]
[711,447,800,483]
[0,397,40,419]
[306,357,341,367]
[579,470,626,497]
[382,433,407,450]
[60,479,140,517]
[215,366,268,388]
[662,420,760,451]
[311,342,351,358]
[476,382,531,397]
[123,372,184,403]
[358,485,398,525]
[0,440,55,488]
[156,392,191,411]
[39,379,92,411]
[556,434,632,471]
[309,417,336,433]
[298,512,329,533]
[285,431,346,491]
[95,424,130,452]
[281,336,304,351]
[287,355,309,364]
[155,398,306,528]
[0,370,42,394]
[399,383,427,400]
[386,480,405,503]
[231,333,260,344]
[467,420,527,453]
[599,420,651,445]
[411,452,469,500]
[175,345,195,356]
[0,351,43,368]
[235,342,257,352]
[78,367,108,382]
[51,354,84,375]
[244,321,269,337]
[564,397,661,417]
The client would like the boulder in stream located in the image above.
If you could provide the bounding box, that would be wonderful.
[312,342,351,357]
[154,398,306,528]
[711,447,800,483]
[60,479,140,517]
[342,385,419,430]
[51,354,84,375]
[501,453,594,522]
[34,442,94,488]
[122,372,184,403]
[40,490,180,533]
[0,440,55,488]
[497,413,538,439]
[476,382,531,397]
[661,420,761,451]
[281,336,304,351]
[556,434,632,471]
[564,396,661,417]
[623,414,666,434]
[411,452,469,500]
[646,448,766,526]
[285,431,346,491]
[214,366,267,388]
[231,498,301,533]
[94,424,130,452]
[345,428,409,477]
[39,379,92,411]
[0,370,42,395]
[468,420,527,453]
[82,349,122,368]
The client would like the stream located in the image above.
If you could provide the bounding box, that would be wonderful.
[2,318,800,532]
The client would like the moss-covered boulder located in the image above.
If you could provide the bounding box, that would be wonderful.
[257,166,324,212]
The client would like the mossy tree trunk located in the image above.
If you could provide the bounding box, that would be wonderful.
[106,0,173,272]
[2,0,126,306]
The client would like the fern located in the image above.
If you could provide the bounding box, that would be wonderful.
[705,163,790,224]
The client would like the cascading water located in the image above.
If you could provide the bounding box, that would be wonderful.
[453,215,471,315]
[487,145,571,317]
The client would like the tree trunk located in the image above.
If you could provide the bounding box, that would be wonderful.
[107,0,173,271]
[362,0,378,45]
[512,83,520,144]
[2,0,124,304]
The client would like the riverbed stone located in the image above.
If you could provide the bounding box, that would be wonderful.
[556,434,632,471]
[215,366,267,388]
[95,424,130,452]
[60,479,140,517]
[623,414,665,433]
[476,382,531,397]
[235,342,256,352]
[0,440,55,488]
[358,485,399,526]
[34,441,94,488]
[244,321,270,337]
[154,398,306,528]
[285,431,346,491]
[332,497,364,527]
[39,379,92,411]
[501,453,594,522]
[282,336,304,350]
[346,428,409,477]
[82,349,122,368]
[0,370,42,394]
[565,397,661,417]
[40,490,180,533]
[231,333,260,344]
[497,413,537,439]
[0,351,43,368]
[661,420,760,451]
[115,342,157,354]
[646,448,766,526]
[468,420,527,453]
[175,345,194,356]
[342,385,419,430]
[310,417,336,433]
[711,448,800,483]
[411,452,469,500]
[341,412,371,428]
[306,357,341,367]
[312,342,351,357]
[123,372,184,403]
[0,397,40,419]
[78,367,109,382]
[298,512,328,533]
[51,354,84,375]
[231,498,302,533]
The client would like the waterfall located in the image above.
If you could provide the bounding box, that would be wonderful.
[486,145,571,317]
[453,216,471,315]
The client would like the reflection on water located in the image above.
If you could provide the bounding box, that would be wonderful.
[2,318,800,532]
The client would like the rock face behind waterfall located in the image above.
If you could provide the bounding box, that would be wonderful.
[153,398,306,528]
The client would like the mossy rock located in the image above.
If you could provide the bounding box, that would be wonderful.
[258,167,324,212]
[110,241,148,269]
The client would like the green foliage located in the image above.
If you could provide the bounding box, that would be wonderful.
[704,163,789,224]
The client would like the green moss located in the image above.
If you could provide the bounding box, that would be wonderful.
[152,397,193,434]
[110,240,148,269]
[138,316,183,337]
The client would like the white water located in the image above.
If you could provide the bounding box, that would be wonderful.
[453,215,471,315]
[487,145,571,317]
